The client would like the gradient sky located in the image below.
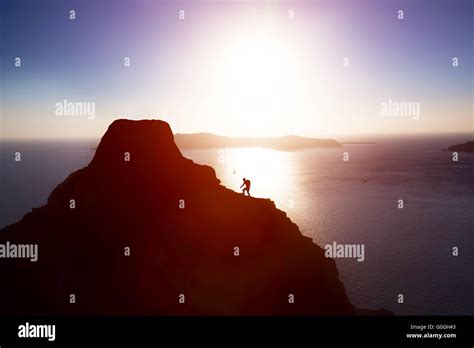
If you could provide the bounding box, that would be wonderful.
[1,0,472,139]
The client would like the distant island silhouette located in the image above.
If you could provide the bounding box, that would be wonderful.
[445,141,474,153]
[0,119,390,315]
[174,132,342,150]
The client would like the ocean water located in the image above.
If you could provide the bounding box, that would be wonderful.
[1,135,473,315]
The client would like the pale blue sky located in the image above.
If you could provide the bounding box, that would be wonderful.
[1,0,472,138]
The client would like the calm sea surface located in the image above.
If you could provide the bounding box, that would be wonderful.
[1,134,473,315]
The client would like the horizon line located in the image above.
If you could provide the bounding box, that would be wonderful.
[1,130,473,142]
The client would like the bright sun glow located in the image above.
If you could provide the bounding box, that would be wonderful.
[208,23,309,137]
[226,33,289,122]
[159,14,350,139]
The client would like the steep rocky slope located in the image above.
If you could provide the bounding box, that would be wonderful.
[0,119,360,315]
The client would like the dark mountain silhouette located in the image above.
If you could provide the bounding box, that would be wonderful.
[174,132,342,150]
[0,119,386,315]
[445,141,474,153]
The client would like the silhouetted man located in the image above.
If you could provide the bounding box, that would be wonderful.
[240,178,251,196]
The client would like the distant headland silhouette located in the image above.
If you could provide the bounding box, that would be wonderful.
[444,141,474,153]
[174,132,342,150]
[0,119,390,315]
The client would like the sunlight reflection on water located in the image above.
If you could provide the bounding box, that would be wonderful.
[214,147,296,210]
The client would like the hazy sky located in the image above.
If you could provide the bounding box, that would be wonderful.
[1,0,472,139]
